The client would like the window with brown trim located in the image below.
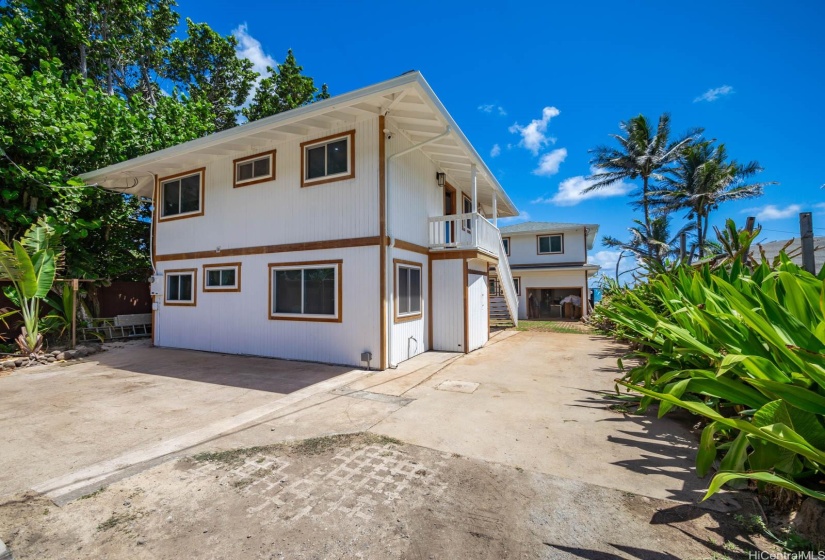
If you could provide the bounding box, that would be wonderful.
[537,234,564,254]
[203,263,241,292]
[269,260,342,322]
[159,169,204,221]
[502,237,510,256]
[300,130,355,187]
[233,150,276,187]
[394,260,422,322]
[164,269,197,306]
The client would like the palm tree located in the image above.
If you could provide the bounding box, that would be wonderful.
[653,140,773,258]
[603,215,690,278]
[587,114,697,256]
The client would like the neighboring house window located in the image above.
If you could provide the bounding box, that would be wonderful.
[269,261,342,322]
[537,234,564,254]
[159,168,204,220]
[233,150,276,187]
[300,130,355,187]
[502,237,510,256]
[513,277,521,296]
[462,194,473,231]
[395,260,422,322]
[203,263,241,292]
[164,269,196,305]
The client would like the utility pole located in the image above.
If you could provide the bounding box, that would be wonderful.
[800,212,815,274]
[745,216,756,234]
[679,233,687,262]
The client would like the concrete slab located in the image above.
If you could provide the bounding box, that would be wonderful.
[372,331,710,503]
[436,380,479,393]
[0,340,356,501]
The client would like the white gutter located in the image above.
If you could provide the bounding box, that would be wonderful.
[385,125,451,368]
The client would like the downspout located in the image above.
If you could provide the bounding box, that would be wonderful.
[385,124,451,368]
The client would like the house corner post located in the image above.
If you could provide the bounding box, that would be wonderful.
[378,114,388,369]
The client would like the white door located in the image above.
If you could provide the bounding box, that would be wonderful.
[467,271,488,351]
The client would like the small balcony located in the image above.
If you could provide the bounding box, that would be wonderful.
[427,212,501,255]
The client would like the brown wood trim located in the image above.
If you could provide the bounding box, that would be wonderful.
[163,268,197,306]
[502,236,511,256]
[463,259,469,354]
[393,238,429,256]
[300,130,356,188]
[157,168,206,222]
[202,262,242,292]
[156,236,381,262]
[536,233,565,255]
[429,250,498,263]
[379,115,387,370]
[427,259,433,350]
[393,258,424,324]
[467,269,488,277]
[268,260,343,323]
[233,149,276,188]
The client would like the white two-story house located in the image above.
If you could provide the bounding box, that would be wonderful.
[81,72,520,370]
[489,222,600,322]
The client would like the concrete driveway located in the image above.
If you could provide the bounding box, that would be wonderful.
[0,340,359,500]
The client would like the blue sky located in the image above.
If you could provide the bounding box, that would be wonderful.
[181,0,824,271]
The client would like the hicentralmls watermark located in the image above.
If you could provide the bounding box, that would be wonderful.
[748,552,825,560]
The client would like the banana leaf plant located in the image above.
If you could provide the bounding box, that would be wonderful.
[0,218,64,355]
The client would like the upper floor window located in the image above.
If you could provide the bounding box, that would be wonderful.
[462,194,473,231]
[300,130,355,187]
[233,150,276,188]
[537,234,564,254]
[164,269,196,306]
[159,169,204,221]
[502,237,510,256]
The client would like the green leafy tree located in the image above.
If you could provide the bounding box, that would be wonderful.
[167,18,257,130]
[587,114,696,256]
[243,49,328,122]
[652,140,772,258]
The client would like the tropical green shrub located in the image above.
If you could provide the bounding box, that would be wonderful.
[601,255,825,501]
[0,218,64,354]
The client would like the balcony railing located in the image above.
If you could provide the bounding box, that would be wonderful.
[427,212,500,255]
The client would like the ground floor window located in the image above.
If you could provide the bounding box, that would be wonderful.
[395,260,422,322]
[203,263,241,292]
[164,269,196,305]
[269,261,342,322]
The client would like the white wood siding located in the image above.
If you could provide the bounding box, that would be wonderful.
[385,121,444,247]
[506,227,587,266]
[155,118,380,257]
[431,259,464,352]
[467,268,488,352]
[389,248,429,364]
[154,246,379,367]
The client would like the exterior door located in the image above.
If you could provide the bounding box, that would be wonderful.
[444,183,456,244]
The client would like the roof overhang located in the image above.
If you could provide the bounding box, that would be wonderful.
[80,71,518,217]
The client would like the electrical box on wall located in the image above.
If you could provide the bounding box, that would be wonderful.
[149,274,164,296]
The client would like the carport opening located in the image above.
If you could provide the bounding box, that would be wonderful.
[526,288,582,320]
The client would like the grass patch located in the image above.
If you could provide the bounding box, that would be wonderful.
[97,512,137,532]
[79,487,106,500]
[193,433,403,464]
[514,321,591,334]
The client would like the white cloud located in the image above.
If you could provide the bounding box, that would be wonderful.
[694,85,734,103]
[490,144,501,158]
[532,148,567,176]
[478,104,507,116]
[744,204,802,221]
[531,166,634,206]
[508,106,559,155]
[498,211,530,225]
[233,23,276,93]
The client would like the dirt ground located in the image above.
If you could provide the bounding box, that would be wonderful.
[0,333,790,559]
[0,433,774,560]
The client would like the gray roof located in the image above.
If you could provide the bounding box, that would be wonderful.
[499,221,599,249]
[758,237,825,268]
